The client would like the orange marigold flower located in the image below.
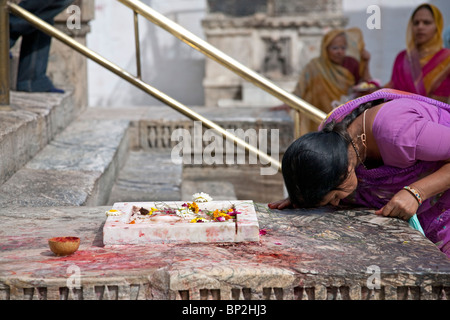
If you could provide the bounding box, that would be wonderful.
[189,202,200,214]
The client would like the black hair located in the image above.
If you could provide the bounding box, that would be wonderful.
[282,99,386,208]
[412,4,434,19]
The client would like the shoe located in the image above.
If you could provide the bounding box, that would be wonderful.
[47,86,65,94]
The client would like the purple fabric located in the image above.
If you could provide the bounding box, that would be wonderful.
[374,98,450,168]
[320,89,450,258]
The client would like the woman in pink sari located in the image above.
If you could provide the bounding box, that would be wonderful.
[269,89,450,258]
[386,4,450,103]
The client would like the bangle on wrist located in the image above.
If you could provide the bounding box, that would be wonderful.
[403,186,423,205]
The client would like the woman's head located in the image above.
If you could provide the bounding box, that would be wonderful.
[282,122,355,208]
[283,99,385,208]
[412,5,437,46]
[326,33,347,65]
[408,4,444,51]
[320,29,347,64]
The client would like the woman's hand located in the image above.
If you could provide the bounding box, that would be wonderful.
[361,49,371,61]
[374,189,420,221]
[268,198,294,210]
[376,160,450,221]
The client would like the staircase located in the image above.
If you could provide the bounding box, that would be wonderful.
[107,149,182,204]
[0,90,292,208]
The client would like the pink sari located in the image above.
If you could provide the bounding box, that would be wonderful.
[390,48,450,101]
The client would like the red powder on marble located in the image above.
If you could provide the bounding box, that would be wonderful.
[49,237,79,243]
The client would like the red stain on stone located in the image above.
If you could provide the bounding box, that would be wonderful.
[47,247,166,272]
[2,236,46,251]
[205,226,220,241]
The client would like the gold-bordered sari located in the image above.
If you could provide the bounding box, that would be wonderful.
[292,28,367,136]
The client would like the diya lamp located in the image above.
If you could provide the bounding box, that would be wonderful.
[48,236,80,256]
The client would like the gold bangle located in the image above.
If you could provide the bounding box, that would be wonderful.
[403,186,423,205]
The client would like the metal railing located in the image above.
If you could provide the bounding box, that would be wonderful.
[0,0,11,110]
[118,0,326,124]
[1,0,328,171]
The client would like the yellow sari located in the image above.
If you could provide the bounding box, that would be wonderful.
[292,28,367,136]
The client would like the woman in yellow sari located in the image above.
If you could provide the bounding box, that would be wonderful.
[291,28,374,136]
[386,4,450,103]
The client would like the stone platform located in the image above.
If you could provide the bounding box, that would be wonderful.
[2,91,449,301]
[0,204,449,300]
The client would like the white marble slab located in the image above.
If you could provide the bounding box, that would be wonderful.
[103,200,260,245]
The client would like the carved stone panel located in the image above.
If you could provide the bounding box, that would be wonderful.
[202,0,347,107]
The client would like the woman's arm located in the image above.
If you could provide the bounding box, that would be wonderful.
[375,105,450,220]
[375,159,450,220]
[360,49,372,82]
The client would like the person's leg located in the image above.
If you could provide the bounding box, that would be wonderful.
[36,0,75,22]
[15,29,53,92]
[10,0,73,45]
[11,0,74,92]
[13,0,74,21]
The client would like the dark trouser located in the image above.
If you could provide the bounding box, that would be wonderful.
[9,0,74,92]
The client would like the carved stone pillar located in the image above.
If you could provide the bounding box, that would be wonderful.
[202,0,347,107]
[49,0,95,110]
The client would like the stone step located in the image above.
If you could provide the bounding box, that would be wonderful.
[79,105,294,153]
[81,105,290,203]
[107,149,182,205]
[0,90,80,186]
[0,118,130,207]
[181,180,237,201]
[107,151,237,205]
